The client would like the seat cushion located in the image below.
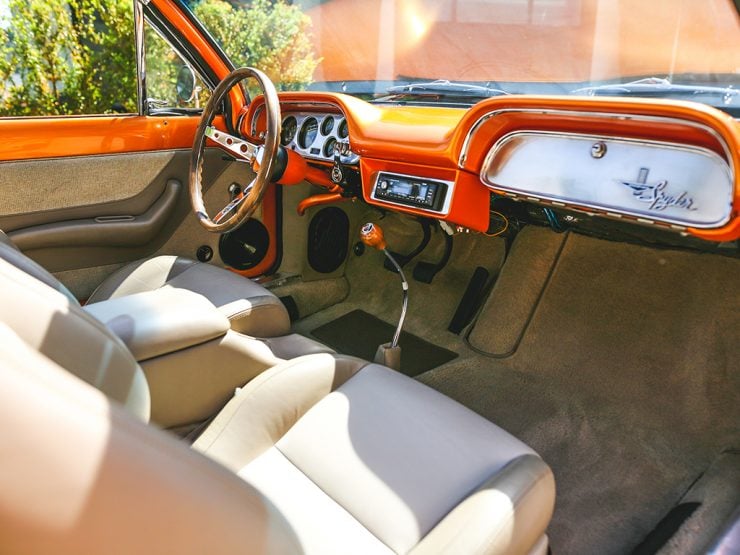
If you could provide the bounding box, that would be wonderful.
[86,255,290,337]
[195,355,556,554]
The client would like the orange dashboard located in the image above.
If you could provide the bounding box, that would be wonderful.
[246,92,740,242]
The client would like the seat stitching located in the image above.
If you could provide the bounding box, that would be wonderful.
[85,261,138,304]
[198,358,369,454]
[478,467,553,553]
[164,258,199,282]
[195,359,328,452]
[270,445,395,553]
[228,303,285,321]
[425,458,552,554]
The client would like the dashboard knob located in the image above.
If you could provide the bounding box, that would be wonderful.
[360,222,387,250]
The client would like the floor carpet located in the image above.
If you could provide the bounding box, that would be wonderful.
[311,309,458,377]
[291,213,740,554]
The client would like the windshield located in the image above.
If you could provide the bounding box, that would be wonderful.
[195,0,740,113]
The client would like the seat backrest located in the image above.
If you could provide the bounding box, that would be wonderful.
[0,322,301,555]
[0,255,149,420]
[0,231,79,304]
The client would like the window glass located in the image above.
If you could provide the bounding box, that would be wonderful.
[145,24,211,111]
[189,0,320,93]
[0,0,136,116]
[195,0,740,114]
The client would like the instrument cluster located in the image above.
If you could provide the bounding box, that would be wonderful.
[280,112,358,165]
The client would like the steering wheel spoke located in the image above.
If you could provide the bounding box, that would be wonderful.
[213,178,256,224]
[204,126,259,163]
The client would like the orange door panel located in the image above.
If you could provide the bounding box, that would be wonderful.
[0,114,279,278]
[0,116,198,162]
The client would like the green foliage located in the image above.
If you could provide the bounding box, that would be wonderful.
[0,0,135,116]
[0,0,320,117]
[193,0,320,92]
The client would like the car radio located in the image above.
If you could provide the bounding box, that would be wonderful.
[371,172,450,213]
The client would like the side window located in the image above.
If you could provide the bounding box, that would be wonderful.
[144,25,211,111]
[0,0,137,116]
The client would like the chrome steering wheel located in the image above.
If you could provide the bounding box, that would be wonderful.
[189,67,281,233]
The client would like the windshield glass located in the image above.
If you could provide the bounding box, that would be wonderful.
[194,0,739,113]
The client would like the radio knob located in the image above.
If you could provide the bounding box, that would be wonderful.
[380,180,388,190]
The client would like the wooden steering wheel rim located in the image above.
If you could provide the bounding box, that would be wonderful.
[189,67,281,234]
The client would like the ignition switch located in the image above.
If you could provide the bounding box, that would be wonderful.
[331,143,346,185]
[330,141,361,197]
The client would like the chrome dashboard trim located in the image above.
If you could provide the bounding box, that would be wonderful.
[480,130,734,229]
[278,101,345,110]
[458,108,735,183]
[278,109,358,165]
[370,171,455,216]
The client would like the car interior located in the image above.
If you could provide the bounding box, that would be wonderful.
[0,1,738,554]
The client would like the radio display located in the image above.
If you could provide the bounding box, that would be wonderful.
[372,173,448,212]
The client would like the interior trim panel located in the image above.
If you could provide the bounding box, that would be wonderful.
[279,111,358,165]
[244,92,740,241]
[9,180,181,251]
[481,131,733,229]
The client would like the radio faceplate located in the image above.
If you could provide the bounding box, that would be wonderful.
[371,172,452,214]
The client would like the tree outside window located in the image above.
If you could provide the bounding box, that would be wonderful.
[0,0,320,117]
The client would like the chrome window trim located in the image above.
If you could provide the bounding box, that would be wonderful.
[134,0,148,116]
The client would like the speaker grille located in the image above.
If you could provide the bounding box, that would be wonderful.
[307,207,349,273]
[218,218,270,270]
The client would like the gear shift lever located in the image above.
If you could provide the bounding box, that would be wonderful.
[360,222,408,371]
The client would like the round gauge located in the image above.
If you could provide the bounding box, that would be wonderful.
[337,118,349,139]
[323,137,337,158]
[320,116,335,136]
[281,115,297,146]
[298,117,318,149]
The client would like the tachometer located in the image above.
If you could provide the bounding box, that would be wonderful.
[281,115,297,145]
[298,117,319,149]
[337,118,349,139]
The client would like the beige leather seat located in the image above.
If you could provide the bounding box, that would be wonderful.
[86,255,290,337]
[0,254,556,554]
[0,230,289,337]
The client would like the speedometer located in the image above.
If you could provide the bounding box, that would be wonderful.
[281,115,297,145]
[298,117,319,149]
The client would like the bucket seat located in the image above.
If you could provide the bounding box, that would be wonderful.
[0,251,556,555]
[0,229,290,337]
